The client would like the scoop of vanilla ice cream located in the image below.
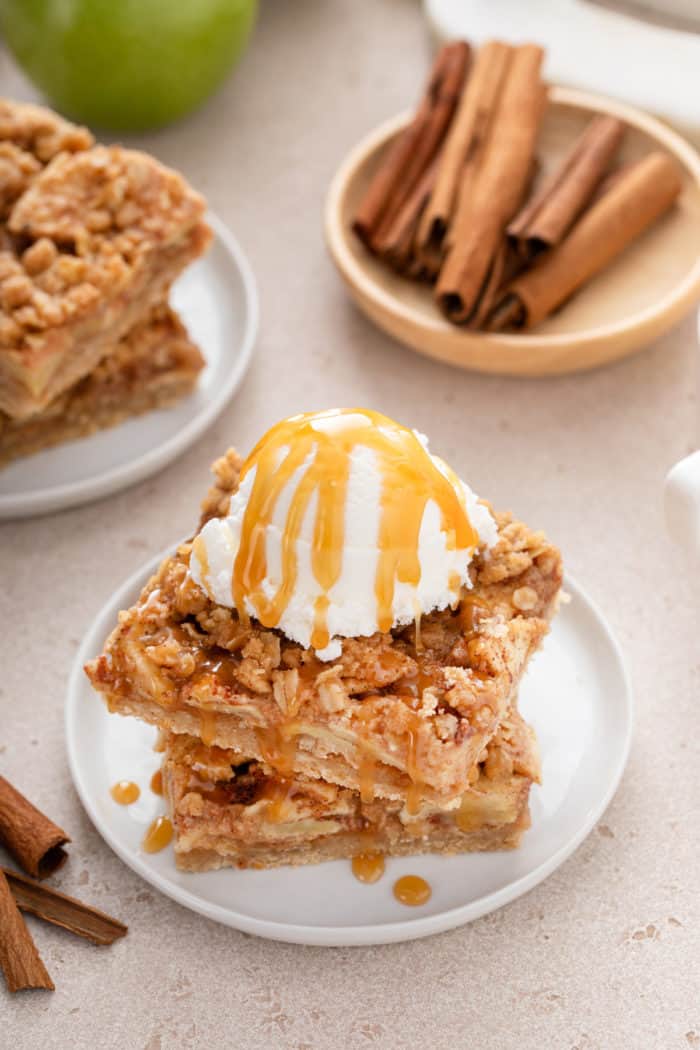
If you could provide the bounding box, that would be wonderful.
[190,422,497,660]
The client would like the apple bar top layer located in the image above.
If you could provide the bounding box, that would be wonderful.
[0,138,211,418]
[86,450,563,804]
[162,708,539,872]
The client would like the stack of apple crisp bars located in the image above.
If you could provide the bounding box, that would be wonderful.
[0,99,211,465]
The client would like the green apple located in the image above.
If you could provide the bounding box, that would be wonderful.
[0,0,258,131]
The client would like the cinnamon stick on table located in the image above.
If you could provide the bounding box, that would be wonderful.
[507,114,625,260]
[3,867,128,947]
[0,869,53,993]
[416,40,512,271]
[487,151,683,331]
[352,41,470,252]
[0,775,70,878]
[436,44,545,325]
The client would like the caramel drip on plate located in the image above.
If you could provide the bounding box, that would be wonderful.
[110,780,140,805]
[230,409,477,646]
[150,769,163,796]
[352,853,386,884]
[142,816,173,853]
[393,875,431,906]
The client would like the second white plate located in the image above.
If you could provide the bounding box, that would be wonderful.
[0,213,258,520]
[67,554,632,946]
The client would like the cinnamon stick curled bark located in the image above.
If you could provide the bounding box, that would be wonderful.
[487,151,683,331]
[352,41,469,252]
[0,775,70,878]
[416,40,513,269]
[373,160,438,274]
[507,114,625,259]
[436,44,545,325]
[0,870,54,993]
[3,867,128,947]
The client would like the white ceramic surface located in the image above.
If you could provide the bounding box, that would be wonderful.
[66,554,632,947]
[0,213,258,520]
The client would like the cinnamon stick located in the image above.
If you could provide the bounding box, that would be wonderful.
[3,867,128,946]
[487,151,682,331]
[436,44,545,324]
[416,40,512,267]
[374,160,438,273]
[507,115,625,259]
[461,157,540,326]
[352,41,469,250]
[0,775,70,878]
[0,870,53,992]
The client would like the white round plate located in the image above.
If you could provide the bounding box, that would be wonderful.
[67,554,632,947]
[0,213,258,520]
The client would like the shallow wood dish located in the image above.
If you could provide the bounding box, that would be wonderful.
[325,86,700,376]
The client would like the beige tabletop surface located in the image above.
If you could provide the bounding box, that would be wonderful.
[1,3,698,1048]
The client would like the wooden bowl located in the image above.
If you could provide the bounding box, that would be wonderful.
[325,86,700,376]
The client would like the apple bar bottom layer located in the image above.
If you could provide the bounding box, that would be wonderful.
[161,711,539,872]
[0,303,204,465]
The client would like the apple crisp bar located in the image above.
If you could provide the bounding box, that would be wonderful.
[0,142,211,419]
[86,451,562,805]
[0,303,204,466]
[162,709,540,872]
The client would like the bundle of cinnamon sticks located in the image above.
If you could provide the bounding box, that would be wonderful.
[0,775,126,993]
[353,39,683,332]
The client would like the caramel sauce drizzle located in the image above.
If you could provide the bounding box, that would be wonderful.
[257,777,296,823]
[459,595,491,634]
[142,816,173,853]
[200,710,218,747]
[110,780,140,805]
[455,795,480,832]
[393,875,431,906]
[358,752,377,806]
[150,769,164,796]
[195,654,239,688]
[229,409,477,647]
[254,725,297,777]
[356,698,379,804]
[405,713,425,817]
[352,853,386,884]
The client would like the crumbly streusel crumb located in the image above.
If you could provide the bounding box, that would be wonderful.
[0,144,207,349]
